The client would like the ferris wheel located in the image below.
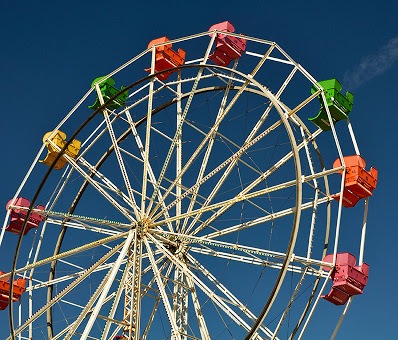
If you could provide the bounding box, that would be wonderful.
[1,21,378,339]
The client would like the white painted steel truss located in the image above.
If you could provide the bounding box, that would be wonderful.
[0,26,369,340]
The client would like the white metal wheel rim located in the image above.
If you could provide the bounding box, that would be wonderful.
[1,30,348,340]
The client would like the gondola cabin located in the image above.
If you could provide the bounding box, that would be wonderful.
[322,253,369,305]
[5,197,45,235]
[0,272,26,310]
[89,76,128,110]
[309,79,354,131]
[332,155,378,208]
[208,21,246,66]
[40,130,81,170]
[145,37,186,80]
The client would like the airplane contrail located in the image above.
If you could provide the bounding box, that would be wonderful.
[344,36,398,89]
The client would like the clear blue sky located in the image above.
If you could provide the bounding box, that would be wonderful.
[1,1,397,339]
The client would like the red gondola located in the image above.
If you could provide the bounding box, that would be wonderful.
[5,197,45,235]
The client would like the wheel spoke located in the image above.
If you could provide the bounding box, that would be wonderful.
[204,196,331,240]
[187,254,277,339]
[93,82,141,218]
[148,44,274,220]
[61,154,136,222]
[189,144,336,236]
[151,116,285,224]
[64,253,119,339]
[80,229,135,339]
[181,63,237,233]
[151,230,331,273]
[125,108,174,232]
[150,168,337,231]
[148,234,265,338]
[8,238,127,339]
[146,66,207,217]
